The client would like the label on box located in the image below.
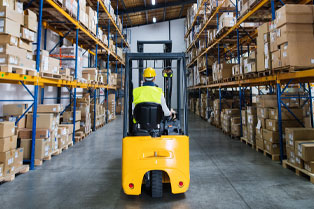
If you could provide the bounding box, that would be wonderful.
[283,52,287,57]
[311,59,314,64]
[8,157,13,165]
[15,151,18,158]
[0,12,4,17]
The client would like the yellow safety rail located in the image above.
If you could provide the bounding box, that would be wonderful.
[45,0,125,65]
[0,72,116,89]
[188,69,314,89]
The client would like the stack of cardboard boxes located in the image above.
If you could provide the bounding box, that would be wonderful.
[62,110,81,142]
[77,94,92,134]
[212,62,235,81]
[257,5,314,73]
[107,94,116,121]
[82,68,97,82]
[244,106,257,144]
[221,109,240,134]
[285,128,314,172]
[91,101,106,128]
[37,50,60,75]
[0,121,21,177]
[2,104,28,131]
[116,98,124,115]
[0,2,38,71]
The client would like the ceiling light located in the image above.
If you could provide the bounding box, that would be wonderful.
[152,0,155,5]
[153,17,156,23]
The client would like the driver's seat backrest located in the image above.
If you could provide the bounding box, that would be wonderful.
[134,102,163,131]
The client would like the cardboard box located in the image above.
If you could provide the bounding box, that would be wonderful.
[264,140,280,154]
[0,6,23,25]
[257,107,269,119]
[295,156,304,169]
[286,145,295,165]
[0,54,18,65]
[285,128,314,148]
[0,135,16,152]
[59,124,73,134]
[0,17,20,37]
[0,44,27,58]
[257,117,266,129]
[256,95,277,108]
[3,103,28,116]
[0,163,3,177]
[18,128,50,139]
[269,108,303,120]
[256,137,264,149]
[275,4,313,28]
[24,9,37,32]
[276,23,314,46]
[0,121,15,137]
[280,41,314,68]
[26,113,55,129]
[247,106,257,115]
[75,121,80,131]
[270,30,278,53]
[295,141,314,161]
[304,161,314,173]
[256,127,263,139]
[265,119,301,132]
[20,138,49,160]
[263,129,279,143]
[0,149,15,175]
[4,115,25,129]
[20,26,35,42]
[13,147,23,168]
[0,0,14,9]
[37,104,62,113]
[247,114,257,125]
[18,38,32,51]
[48,57,59,74]
[0,34,18,46]
[63,111,81,122]
[271,50,281,69]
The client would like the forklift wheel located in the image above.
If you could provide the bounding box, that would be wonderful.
[151,170,163,198]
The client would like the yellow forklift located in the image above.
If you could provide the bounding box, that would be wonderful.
[122,42,190,198]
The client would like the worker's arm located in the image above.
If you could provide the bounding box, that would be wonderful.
[161,95,171,116]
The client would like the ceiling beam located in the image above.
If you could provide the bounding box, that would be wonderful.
[163,0,166,21]
[179,4,184,18]
[124,17,185,28]
[115,0,196,15]
[119,0,133,27]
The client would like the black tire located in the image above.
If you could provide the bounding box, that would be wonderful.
[151,170,163,198]
[144,172,151,192]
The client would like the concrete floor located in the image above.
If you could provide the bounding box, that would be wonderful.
[1,114,314,209]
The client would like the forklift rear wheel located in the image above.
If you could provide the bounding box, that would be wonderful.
[151,170,163,198]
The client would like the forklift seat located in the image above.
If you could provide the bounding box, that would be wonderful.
[133,102,163,137]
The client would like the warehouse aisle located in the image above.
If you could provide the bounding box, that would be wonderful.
[1,114,314,209]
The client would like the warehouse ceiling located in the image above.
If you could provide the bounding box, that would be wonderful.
[111,0,197,28]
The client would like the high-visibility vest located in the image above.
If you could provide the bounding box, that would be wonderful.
[133,86,163,105]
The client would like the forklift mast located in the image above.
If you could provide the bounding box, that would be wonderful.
[137,41,173,107]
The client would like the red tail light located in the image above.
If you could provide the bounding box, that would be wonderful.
[179,181,184,187]
[129,183,134,189]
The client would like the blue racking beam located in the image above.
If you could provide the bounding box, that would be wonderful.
[72,0,80,144]
[106,1,111,123]
[30,0,44,170]
[276,81,284,162]
[115,0,118,115]
[309,83,314,128]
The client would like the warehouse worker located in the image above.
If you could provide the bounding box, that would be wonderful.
[133,67,173,118]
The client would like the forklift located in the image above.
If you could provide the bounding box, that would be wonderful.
[122,41,190,198]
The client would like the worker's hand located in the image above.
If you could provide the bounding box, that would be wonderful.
[170,109,176,119]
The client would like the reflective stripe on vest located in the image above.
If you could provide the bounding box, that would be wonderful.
[133,86,163,105]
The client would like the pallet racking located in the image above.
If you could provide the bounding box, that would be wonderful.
[0,0,128,170]
[186,0,314,162]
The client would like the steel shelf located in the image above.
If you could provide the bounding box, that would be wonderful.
[185,0,208,39]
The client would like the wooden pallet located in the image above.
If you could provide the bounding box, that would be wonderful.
[282,160,314,183]
[273,65,313,73]
[240,137,256,149]
[34,153,52,166]
[74,136,82,142]
[0,165,29,183]
[68,141,74,147]
[257,70,272,77]
[263,149,280,161]
[244,72,258,79]
[230,134,240,139]
[0,65,37,76]
[255,145,264,153]
[39,72,62,79]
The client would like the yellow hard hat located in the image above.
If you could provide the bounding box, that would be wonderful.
[143,67,156,78]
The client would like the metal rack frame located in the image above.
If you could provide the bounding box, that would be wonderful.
[187,0,314,162]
